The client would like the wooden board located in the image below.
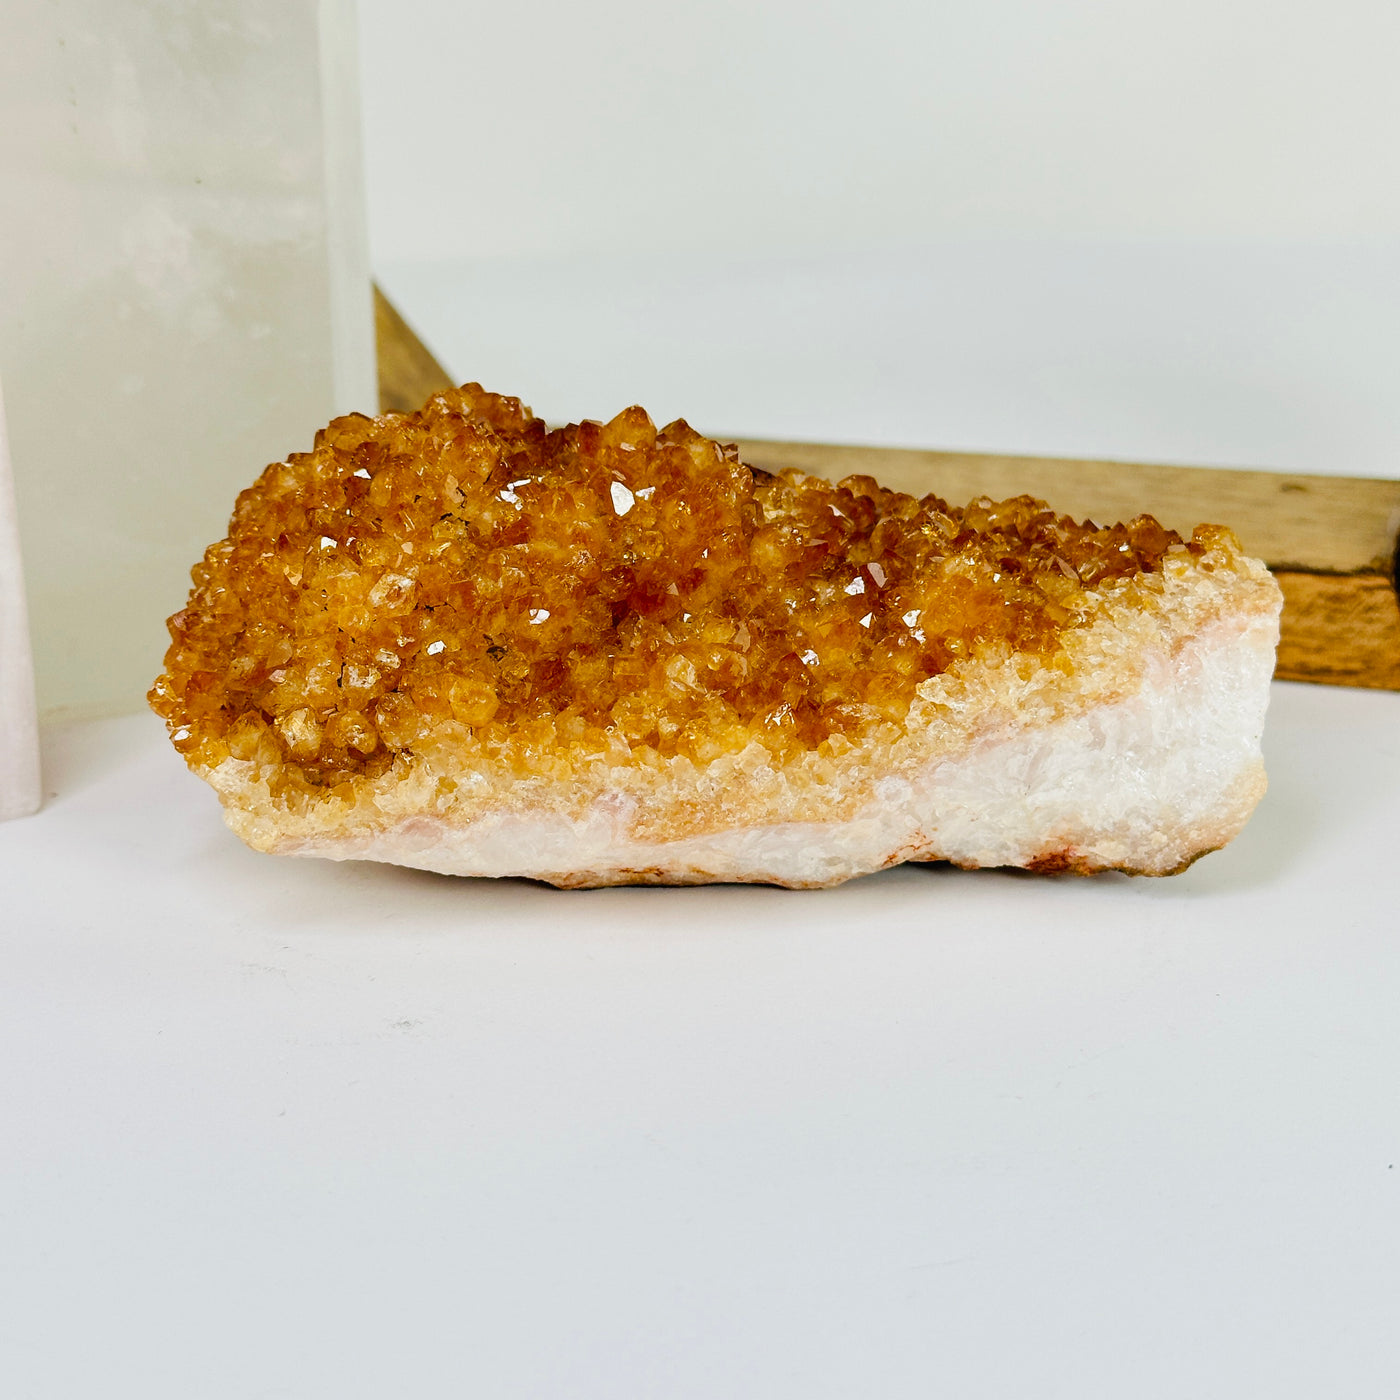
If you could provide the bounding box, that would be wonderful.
[734,439,1400,691]
[373,284,1400,691]
[374,285,456,415]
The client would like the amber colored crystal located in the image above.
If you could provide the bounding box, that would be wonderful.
[150,385,1188,796]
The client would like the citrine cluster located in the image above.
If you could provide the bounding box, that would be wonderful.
[150,385,1186,796]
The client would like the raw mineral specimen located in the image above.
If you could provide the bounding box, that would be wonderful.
[151,384,1282,886]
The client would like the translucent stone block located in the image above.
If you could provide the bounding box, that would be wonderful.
[0,377,41,819]
[0,0,374,728]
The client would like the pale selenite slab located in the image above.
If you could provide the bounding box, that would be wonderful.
[0,0,374,722]
[0,376,42,820]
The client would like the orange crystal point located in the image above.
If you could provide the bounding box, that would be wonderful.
[150,383,1192,800]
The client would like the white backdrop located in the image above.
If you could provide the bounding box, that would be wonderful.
[359,0,1400,482]
[360,0,1400,264]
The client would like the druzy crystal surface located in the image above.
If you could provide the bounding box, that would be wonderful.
[150,385,1191,802]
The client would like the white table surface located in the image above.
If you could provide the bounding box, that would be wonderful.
[5,245,1400,1397]
[4,690,1399,1399]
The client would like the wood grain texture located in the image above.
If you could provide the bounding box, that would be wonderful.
[732,440,1400,577]
[1273,573,1400,690]
[369,300,1400,689]
[735,439,1400,691]
[374,284,455,415]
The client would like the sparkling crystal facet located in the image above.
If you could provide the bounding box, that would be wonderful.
[150,385,1195,802]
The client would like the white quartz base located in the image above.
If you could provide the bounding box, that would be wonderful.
[280,611,1275,887]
